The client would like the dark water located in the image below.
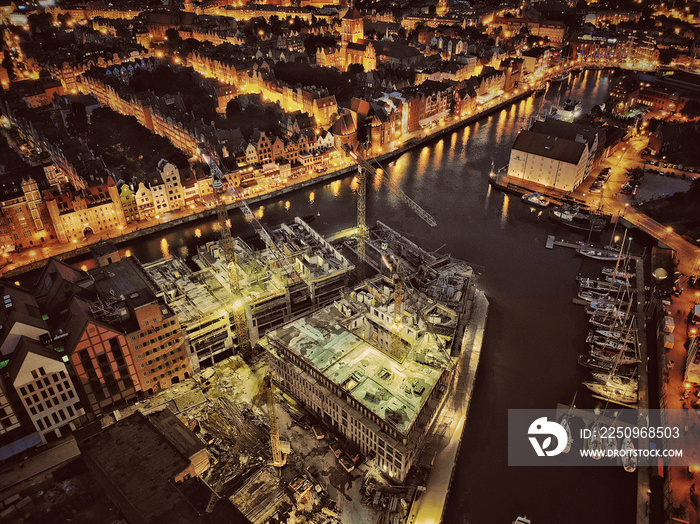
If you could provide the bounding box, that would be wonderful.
[43,70,637,523]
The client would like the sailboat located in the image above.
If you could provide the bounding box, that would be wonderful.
[577,248,623,261]
[588,421,604,460]
[591,371,638,391]
[622,437,637,472]
[589,310,626,328]
[583,319,639,404]
[583,381,638,404]
[559,393,576,454]
[579,277,628,294]
[602,266,634,280]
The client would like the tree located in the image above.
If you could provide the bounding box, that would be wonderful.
[681,100,700,119]
[28,12,53,34]
[2,51,14,80]
[226,99,242,119]
[590,105,603,118]
[348,63,365,75]
[116,26,132,40]
[164,28,183,54]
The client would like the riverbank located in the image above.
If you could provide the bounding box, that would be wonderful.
[2,89,534,278]
[409,290,489,524]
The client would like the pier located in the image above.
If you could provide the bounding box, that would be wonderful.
[408,291,489,524]
[549,239,650,524]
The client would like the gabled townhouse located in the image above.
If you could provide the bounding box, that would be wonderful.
[43,175,127,244]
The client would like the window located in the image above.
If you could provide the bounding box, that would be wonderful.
[36,419,44,431]
[39,367,45,376]
[31,370,38,379]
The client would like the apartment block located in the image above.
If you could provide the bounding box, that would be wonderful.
[260,223,478,481]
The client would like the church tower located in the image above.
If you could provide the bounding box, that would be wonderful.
[341,8,364,44]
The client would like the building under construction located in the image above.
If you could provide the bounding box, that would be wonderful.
[259,221,481,482]
[145,217,354,369]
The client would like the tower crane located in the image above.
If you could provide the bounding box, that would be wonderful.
[381,254,405,360]
[348,148,437,278]
[198,143,310,351]
[264,368,287,467]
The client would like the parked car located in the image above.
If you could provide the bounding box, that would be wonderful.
[620,183,634,194]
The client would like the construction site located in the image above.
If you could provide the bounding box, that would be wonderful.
[48,149,489,524]
[144,216,355,371]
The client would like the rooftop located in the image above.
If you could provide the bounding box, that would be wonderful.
[263,302,445,434]
[77,411,204,524]
[512,129,587,164]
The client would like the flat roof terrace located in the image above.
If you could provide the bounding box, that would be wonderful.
[264,303,445,435]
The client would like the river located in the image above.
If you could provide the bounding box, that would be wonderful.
[40,69,639,523]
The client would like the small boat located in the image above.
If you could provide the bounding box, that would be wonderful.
[521,191,550,208]
[579,278,629,294]
[578,355,619,371]
[588,350,640,366]
[622,437,637,472]
[587,334,636,352]
[559,393,576,454]
[583,381,638,404]
[550,204,607,232]
[513,517,532,524]
[594,329,630,341]
[577,248,623,261]
[585,301,623,314]
[604,432,618,455]
[551,72,570,83]
[588,422,604,459]
[591,372,638,391]
[578,354,637,372]
[602,267,634,280]
[579,290,614,302]
[604,276,629,287]
[589,309,626,328]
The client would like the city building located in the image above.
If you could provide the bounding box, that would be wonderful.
[77,409,216,524]
[507,119,598,191]
[43,175,127,244]
[260,222,481,481]
[30,246,192,418]
[10,337,85,444]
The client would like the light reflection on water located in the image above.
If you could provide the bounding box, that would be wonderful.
[500,194,509,227]
[160,238,170,259]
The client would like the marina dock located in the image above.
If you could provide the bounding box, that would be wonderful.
[550,238,650,524]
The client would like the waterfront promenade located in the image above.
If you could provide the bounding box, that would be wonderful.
[408,290,489,524]
[0,85,534,278]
